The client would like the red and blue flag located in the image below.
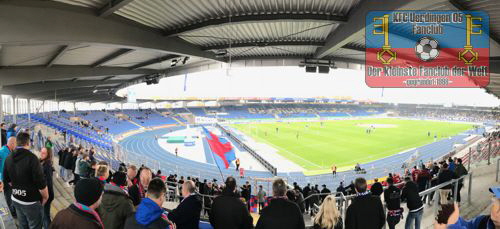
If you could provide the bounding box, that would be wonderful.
[202,126,236,169]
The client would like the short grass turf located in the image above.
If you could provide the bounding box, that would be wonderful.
[231,118,473,173]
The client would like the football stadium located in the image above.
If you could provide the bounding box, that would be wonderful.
[0,1,500,229]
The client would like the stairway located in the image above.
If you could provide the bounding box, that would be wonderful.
[106,112,145,129]
[171,116,186,126]
[153,109,185,126]
[50,171,75,219]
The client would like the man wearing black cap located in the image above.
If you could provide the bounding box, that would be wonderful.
[97,172,134,229]
[3,132,48,229]
[51,178,105,229]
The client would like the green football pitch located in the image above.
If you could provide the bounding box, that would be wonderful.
[231,118,473,174]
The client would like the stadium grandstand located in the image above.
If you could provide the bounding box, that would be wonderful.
[0,0,500,229]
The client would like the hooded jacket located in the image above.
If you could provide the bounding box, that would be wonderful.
[3,147,47,202]
[98,183,134,229]
[50,204,103,229]
[209,190,253,229]
[345,193,385,229]
[63,151,76,170]
[401,181,423,212]
[256,197,305,229]
[124,198,170,229]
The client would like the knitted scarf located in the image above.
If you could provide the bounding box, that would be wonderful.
[73,202,104,229]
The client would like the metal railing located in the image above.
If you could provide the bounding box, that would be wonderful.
[296,173,473,221]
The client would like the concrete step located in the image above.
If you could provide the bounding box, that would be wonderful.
[50,165,75,218]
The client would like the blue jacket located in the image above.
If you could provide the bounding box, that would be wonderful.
[124,198,170,229]
[6,128,16,139]
[447,216,494,229]
[0,145,12,181]
[449,161,456,172]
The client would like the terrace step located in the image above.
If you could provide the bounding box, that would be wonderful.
[171,116,186,126]
[51,166,75,219]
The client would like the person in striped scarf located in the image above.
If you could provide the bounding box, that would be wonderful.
[50,178,104,229]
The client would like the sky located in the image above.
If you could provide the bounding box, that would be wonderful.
[118,66,500,107]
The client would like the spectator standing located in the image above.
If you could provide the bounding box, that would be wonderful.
[370,178,383,197]
[126,165,138,187]
[384,177,402,229]
[40,148,54,229]
[448,158,455,172]
[336,182,346,196]
[6,124,17,139]
[303,184,311,213]
[4,132,48,229]
[310,185,320,208]
[320,185,331,201]
[67,149,80,186]
[345,177,385,229]
[1,123,6,146]
[95,162,110,183]
[313,195,343,229]
[209,177,253,229]
[0,137,16,218]
[256,178,305,229]
[57,148,68,180]
[124,178,175,229]
[257,185,267,213]
[235,158,240,172]
[416,165,431,202]
[50,178,105,229]
[295,189,305,214]
[98,172,134,229]
[78,155,91,178]
[62,148,76,186]
[242,181,252,210]
[438,163,457,204]
[401,177,424,229]
[453,158,468,203]
[167,180,202,229]
[129,168,152,206]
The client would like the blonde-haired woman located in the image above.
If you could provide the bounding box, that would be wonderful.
[313,195,343,229]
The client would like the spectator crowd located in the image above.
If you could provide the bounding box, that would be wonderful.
[0,122,498,229]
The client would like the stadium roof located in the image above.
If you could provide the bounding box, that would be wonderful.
[1,0,500,103]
